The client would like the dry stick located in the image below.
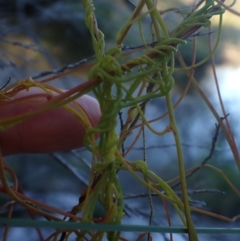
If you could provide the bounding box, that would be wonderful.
[0,38,40,51]
[33,56,96,80]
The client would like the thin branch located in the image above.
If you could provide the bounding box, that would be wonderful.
[0,77,11,90]
[0,38,41,51]
[118,111,125,155]
[130,143,226,151]
[32,55,95,80]
[172,114,229,189]
[124,188,226,199]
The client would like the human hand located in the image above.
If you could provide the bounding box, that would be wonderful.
[0,87,101,156]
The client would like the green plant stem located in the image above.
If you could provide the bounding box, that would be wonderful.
[143,0,198,238]
[144,0,169,38]
[165,93,198,241]
[116,0,145,45]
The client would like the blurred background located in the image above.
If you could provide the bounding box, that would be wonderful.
[0,0,240,240]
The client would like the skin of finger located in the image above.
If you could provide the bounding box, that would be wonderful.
[0,87,101,156]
